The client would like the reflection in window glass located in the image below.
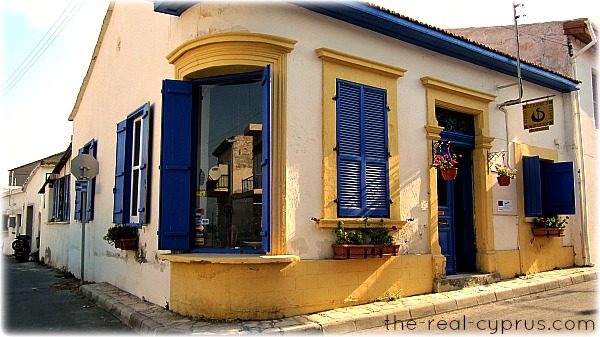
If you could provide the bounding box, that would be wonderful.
[194,76,263,249]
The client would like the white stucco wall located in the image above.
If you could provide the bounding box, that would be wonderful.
[2,165,52,257]
[39,161,76,271]
[62,1,583,307]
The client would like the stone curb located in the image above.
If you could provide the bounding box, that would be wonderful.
[80,267,597,335]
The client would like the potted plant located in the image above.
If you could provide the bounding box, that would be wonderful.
[495,163,517,186]
[332,221,373,259]
[432,152,461,181]
[103,224,139,250]
[363,217,400,257]
[532,214,568,237]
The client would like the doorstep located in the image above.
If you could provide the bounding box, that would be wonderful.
[433,272,501,293]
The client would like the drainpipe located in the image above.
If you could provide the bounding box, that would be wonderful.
[568,20,596,266]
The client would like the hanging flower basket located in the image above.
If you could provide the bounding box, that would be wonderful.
[441,167,458,181]
[497,176,512,186]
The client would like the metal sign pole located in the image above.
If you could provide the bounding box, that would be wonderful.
[80,188,87,285]
[70,153,99,286]
[80,166,88,286]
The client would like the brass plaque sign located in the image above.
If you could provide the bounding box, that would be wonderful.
[523,100,554,131]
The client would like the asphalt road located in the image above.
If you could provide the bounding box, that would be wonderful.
[1,255,133,334]
[355,278,598,334]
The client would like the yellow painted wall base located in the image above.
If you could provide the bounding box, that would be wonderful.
[521,245,575,275]
[495,250,521,279]
[169,254,433,320]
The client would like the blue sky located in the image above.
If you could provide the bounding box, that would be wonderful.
[0,0,598,185]
[1,0,109,183]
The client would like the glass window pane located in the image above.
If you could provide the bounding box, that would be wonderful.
[133,119,142,166]
[131,169,139,217]
[195,76,263,249]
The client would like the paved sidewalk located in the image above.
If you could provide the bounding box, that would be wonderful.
[80,266,597,334]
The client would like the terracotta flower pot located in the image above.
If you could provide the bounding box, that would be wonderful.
[332,244,374,259]
[371,243,401,257]
[441,167,458,181]
[497,176,512,186]
[532,228,565,238]
[115,238,138,250]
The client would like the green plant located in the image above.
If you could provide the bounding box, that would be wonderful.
[334,221,364,244]
[103,224,138,245]
[363,217,397,246]
[432,153,461,170]
[495,163,517,179]
[432,142,461,170]
[533,214,568,228]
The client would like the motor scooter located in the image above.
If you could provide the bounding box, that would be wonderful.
[12,234,31,262]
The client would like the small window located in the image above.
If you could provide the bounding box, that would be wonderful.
[523,156,575,217]
[2,215,8,232]
[50,175,70,222]
[113,102,150,227]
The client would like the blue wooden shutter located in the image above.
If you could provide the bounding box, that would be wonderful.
[541,161,575,215]
[113,120,127,224]
[261,65,271,252]
[337,80,363,217]
[336,80,389,217]
[86,140,97,221]
[523,156,543,217]
[363,86,389,217]
[74,147,84,221]
[64,175,70,220]
[159,80,193,250]
[138,103,150,225]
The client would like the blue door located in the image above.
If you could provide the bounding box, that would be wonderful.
[437,133,475,275]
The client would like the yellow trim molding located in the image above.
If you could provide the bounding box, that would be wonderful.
[315,48,407,78]
[167,32,297,254]
[421,76,496,278]
[317,48,405,228]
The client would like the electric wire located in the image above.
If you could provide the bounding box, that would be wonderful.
[1,2,73,92]
[2,1,85,97]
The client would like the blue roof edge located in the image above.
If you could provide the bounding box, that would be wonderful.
[295,2,579,93]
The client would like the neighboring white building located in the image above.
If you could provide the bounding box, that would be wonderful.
[1,151,65,258]
[35,1,590,320]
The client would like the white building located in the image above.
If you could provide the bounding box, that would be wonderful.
[33,1,591,320]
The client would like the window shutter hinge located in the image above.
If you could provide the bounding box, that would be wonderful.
[333,199,338,204]
[113,187,116,194]
[332,95,337,101]
[386,106,390,112]
[389,199,393,204]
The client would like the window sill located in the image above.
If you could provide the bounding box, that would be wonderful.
[316,218,407,229]
[47,221,70,225]
[158,253,300,264]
